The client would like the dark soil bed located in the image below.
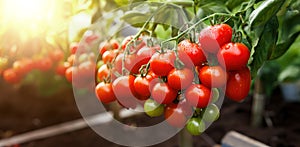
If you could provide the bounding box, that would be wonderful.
[0,80,299,147]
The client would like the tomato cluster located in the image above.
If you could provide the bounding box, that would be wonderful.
[199,24,251,102]
[1,49,65,84]
[93,23,251,135]
[64,42,97,90]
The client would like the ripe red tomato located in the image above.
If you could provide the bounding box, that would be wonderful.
[102,50,118,64]
[133,74,153,98]
[113,53,144,75]
[178,98,194,117]
[217,42,250,70]
[3,68,21,84]
[84,34,99,45]
[198,65,227,88]
[136,46,158,62]
[167,68,194,90]
[36,57,53,72]
[199,24,233,53]
[134,46,158,72]
[12,59,32,76]
[151,82,178,104]
[49,49,64,62]
[65,66,76,83]
[110,67,120,82]
[226,67,251,102]
[112,75,139,109]
[124,54,140,74]
[164,103,188,128]
[150,51,175,76]
[121,36,146,51]
[56,62,70,76]
[185,84,211,108]
[147,70,160,91]
[70,42,78,54]
[178,39,207,67]
[99,39,119,56]
[97,64,110,82]
[113,53,124,74]
[78,61,96,78]
[95,82,116,103]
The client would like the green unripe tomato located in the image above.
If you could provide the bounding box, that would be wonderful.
[186,117,206,135]
[144,99,164,117]
[211,88,220,103]
[202,104,220,122]
[97,60,104,69]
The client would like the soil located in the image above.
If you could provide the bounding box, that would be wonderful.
[0,80,299,147]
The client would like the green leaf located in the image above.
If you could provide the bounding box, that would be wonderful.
[270,33,300,59]
[278,64,300,82]
[246,0,284,49]
[249,16,279,78]
[121,11,151,27]
[249,0,284,29]
[269,0,300,59]
[154,24,172,39]
[199,2,228,15]
[153,5,188,29]
[226,0,254,13]
[276,36,300,69]
[247,0,285,77]
[195,0,228,6]
[120,3,154,27]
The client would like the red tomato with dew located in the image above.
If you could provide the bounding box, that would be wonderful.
[150,51,175,76]
[198,65,227,88]
[167,68,194,90]
[95,82,116,104]
[217,42,250,71]
[225,67,251,102]
[199,24,233,53]
[185,84,211,108]
[178,39,207,67]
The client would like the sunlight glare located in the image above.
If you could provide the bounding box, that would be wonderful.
[2,0,48,22]
[0,0,66,41]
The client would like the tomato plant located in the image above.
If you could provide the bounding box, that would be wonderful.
[60,0,300,139]
[1,0,296,140]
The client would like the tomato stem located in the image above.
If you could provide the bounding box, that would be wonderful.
[173,47,185,70]
[121,3,169,75]
[161,13,236,47]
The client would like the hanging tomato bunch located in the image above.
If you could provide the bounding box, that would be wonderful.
[60,0,300,136]
[90,22,251,134]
